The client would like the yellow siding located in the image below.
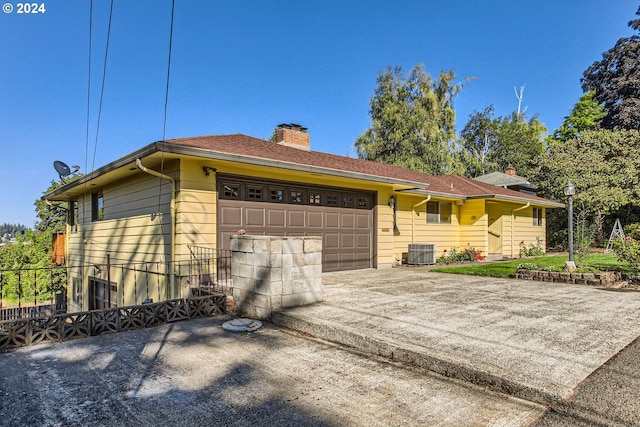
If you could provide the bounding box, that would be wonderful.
[505,205,546,257]
[459,199,488,256]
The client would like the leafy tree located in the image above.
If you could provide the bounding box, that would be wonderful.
[459,107,546,178]
[533,129,640,243]
[581,7,640,129]
[547,92,606,144]
[34,180,73,232]
[355,64,466,175]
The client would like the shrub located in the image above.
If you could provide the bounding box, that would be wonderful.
[624,223,640,240]
[437,245,484,264]
[612,237,640,272]
[519,237,545,257]
[516,262,539,270]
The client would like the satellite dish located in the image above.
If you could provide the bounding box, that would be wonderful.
[53,161,79,182]
[54,161,71,178]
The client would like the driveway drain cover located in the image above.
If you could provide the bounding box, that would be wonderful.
[222,318,262,332]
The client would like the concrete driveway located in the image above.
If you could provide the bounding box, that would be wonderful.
[273,268,640,424]
[1,316,542,427]
[3,267,640,426]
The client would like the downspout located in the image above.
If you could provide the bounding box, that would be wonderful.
[136,159,176,300]
[411,196,431,244]
[510,202,530,258]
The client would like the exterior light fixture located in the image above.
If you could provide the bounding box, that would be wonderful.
[388,195,396,209]
[202,166,217,176]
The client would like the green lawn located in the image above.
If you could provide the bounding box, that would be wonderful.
[429,253,630,278]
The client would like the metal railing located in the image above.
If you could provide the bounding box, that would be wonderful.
[0,248,232,321]
[187,246,232,296]
[0,266,67,321]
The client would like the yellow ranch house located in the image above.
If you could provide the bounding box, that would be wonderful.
[45,124,563,312]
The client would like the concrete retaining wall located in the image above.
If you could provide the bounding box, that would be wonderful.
[515,269,617,286]
[231,235,323,318]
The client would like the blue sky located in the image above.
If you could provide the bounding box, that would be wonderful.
[0,0,636,226]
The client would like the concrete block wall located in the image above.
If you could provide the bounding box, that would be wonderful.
[231,235,322,319]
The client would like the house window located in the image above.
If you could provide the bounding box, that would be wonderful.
[309,193,321,204]
[73,277,82,305]
[223,184,240,199]
[533,207,543,226]
[427,201,451,224]
[269,188,284,202]
[91,192,104,221]
[247,186,263,200]
[69,200,78,232]
[290,190,304,204]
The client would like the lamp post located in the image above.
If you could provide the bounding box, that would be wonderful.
[564,181,575,267]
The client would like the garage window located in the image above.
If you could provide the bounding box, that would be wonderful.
[223,184,240,199]
[309,193,321,204]
[327,195,338,206]
[343,196,354,207]
[290,190,304,204]
[269,188,284,202]
[247,186,263,200]
[357,197,369,209]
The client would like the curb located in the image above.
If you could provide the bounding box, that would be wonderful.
[270,309,566,409]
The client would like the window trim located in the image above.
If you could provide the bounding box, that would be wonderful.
[533,207,543,226]
[426,201,452,224]
[91,192,104,222]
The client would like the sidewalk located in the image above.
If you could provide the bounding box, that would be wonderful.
[272,268,640,425]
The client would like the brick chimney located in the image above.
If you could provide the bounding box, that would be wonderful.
[274,123,310,151]
[505,164,516,175]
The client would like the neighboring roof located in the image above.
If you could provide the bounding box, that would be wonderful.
[473,171,536,190]
[44,133,563,208]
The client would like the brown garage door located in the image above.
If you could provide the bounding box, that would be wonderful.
[217,176,375,272]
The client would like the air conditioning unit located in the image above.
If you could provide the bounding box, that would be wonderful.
[408,244,436,265]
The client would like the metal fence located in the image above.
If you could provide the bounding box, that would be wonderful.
[0,267,67,321]
[0,247,232,321]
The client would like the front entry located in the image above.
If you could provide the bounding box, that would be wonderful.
[487,202,503,255]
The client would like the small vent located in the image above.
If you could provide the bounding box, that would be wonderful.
[408,244,436,265]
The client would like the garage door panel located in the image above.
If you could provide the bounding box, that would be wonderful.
[325,212,339,228]
[341,213,355,228]
[356,214,370,229]
[245,208,266,226]
[288,210,306,227]
[307,211,323,228]
[356,234,371,249]
[324,233,340,249]
[341,234,355,249]
[220,206,242,226]
[267,209,286,227]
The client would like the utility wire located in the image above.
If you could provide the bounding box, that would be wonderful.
[156,0,175,214]
[92,0,114,175]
